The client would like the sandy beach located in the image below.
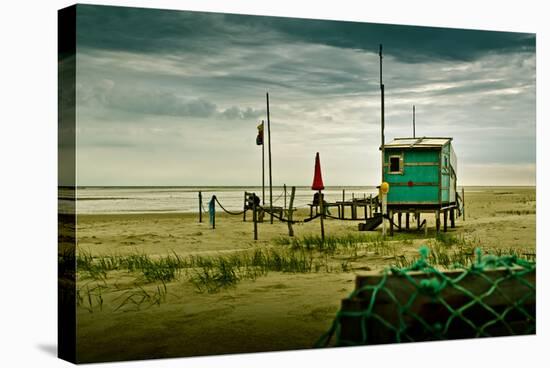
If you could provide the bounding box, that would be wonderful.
[70,187,535,362]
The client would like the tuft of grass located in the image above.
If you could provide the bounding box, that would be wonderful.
[114,282,168,311]
[392,243,536,270]
[435,232,461,247]
[78,282,107,313]
[277,233,385,256]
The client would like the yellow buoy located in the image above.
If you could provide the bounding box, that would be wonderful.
[380,181,390,195]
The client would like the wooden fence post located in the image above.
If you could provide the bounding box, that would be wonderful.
[198,191,202,223]
[243,192,247,222]
[287,186,296,237]
[252,196,258,240]
[462,187,466,221]
[212,196,216,230]
[284,184,287,210]
[319,190,325,242]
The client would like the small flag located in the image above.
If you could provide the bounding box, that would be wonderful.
[256,122,264,145]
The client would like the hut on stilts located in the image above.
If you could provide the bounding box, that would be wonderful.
[360,44,464,235]
[382,137,463,235]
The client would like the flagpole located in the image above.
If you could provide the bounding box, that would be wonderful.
[261,120,265,205]
[266,92,273,224]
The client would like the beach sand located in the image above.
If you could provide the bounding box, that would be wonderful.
[69,187,535,362]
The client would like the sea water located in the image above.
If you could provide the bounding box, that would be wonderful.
[67,186,379,214]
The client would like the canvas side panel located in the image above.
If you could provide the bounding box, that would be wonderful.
[58,4,77,364]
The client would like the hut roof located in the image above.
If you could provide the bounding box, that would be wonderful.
[384,137,452,149]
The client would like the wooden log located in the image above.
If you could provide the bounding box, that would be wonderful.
[339,267,536,345]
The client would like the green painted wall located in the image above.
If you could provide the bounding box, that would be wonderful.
[382,142,457,206]
[383,147,448,205]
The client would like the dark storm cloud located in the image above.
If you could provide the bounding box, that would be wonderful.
[74,4,535,185]
[257,18,535,63]
[75,5,274,55]
[76,4,534,63]
[77,79,262,120]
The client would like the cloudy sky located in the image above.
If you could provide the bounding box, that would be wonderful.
[74,4,536,186]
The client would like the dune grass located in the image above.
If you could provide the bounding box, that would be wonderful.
[72,231,535,309]
[392,232,536,269]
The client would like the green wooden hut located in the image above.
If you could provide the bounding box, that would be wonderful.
[381,137,461,233]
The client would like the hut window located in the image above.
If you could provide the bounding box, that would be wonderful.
[389,156,401,173]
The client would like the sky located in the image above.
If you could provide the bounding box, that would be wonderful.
[73,4,536,186]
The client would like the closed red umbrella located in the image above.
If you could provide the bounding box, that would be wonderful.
[311,152,325,190]
[311,152,325,241]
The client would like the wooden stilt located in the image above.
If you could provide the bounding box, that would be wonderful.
[450,208,455,228]
[443,210,448,232]
[369,194,373,217]
[389,210,394,236]
[406,213,410,230]
[398,213,402,230]
[436,210,441,233]
[424,217,428,236]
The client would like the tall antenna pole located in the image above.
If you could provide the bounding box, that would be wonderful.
[266,92,273,224]
[413,105,416,138]
[379,44,385,183]
[261,120,265,205]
